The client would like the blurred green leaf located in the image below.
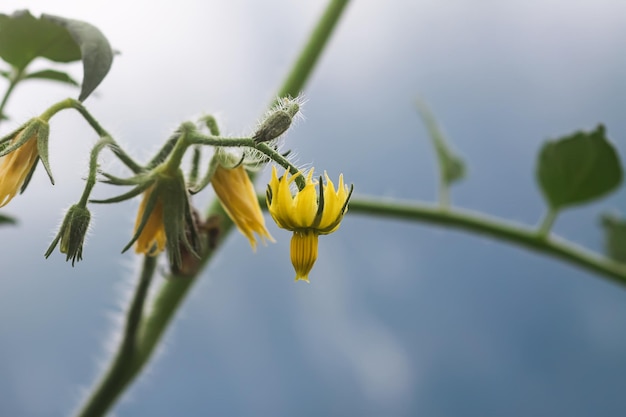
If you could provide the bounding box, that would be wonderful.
[536,125,623,210]
[0,10,81,69]
[0,213,16,225]
[416,99,465,185]
[42,13,113,101]
[601,213,626,263]
[24,69,79,86]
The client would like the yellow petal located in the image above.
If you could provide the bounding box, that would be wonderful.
[0,136,39,207]
[290,230,319,283]
[134,187,167,255]
[212,164,273,249]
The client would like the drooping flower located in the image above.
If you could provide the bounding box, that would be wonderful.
[266,166,352,282]
[92,168,200,268]
[128,170,200,268]
[211,163,274,249]
[0,118,51,207]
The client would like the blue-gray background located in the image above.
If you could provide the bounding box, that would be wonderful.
[1,1,626,416]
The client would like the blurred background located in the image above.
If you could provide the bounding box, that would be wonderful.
[1,1,626,416]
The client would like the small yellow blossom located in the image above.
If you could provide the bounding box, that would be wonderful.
[266,166,352,282]
[0,135,39,207]
[134,186,167,255]
[212,164,274,249]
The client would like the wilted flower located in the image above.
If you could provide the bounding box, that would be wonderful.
[211,163,274,249]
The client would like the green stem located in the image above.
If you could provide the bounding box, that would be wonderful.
[77,136,114,207]
[187,133,254,147]
[537,208,558,238]
[438,178,450,208]
[69,100,143,174]
[74,256,157,417]
[347,196,626,287]
[254,142,306,190]
[74,0,351,414]
[274,0,350,100]
[189,128,306,190]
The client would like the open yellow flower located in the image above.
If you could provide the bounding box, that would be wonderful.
[212,164,274,250]
[134,185,167,255]
[266,166,352,282]
[0,134,39,207]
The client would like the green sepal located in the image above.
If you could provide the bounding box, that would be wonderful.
[188,155,219,195]
[45,204,91,266]
[318,183,353,235]
[90,179,154,204]
[162,172,200,267]
[19,156,39,194]
[145,134,180,170]
[312,175,325,230]
[122,184,160,253]
[266,183,273,206]
[98,171,151,186]
[121,170,200,268]
[0,117,39,156]
[34,119,54,185]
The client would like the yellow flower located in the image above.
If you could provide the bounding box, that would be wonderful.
[134,186,167,255]
[266,166,352,282]
[212,164,274,249]
[0,134,39,207]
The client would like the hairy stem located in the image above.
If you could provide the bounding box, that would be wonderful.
[74,0,351,415]
[347,196,626,286]
[74,256,157,417]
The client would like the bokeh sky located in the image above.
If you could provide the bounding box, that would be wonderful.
[1,1,626,416]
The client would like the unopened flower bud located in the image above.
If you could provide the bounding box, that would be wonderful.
[253,111,292,143]
[45,204,91,266]
[253,101,300,143]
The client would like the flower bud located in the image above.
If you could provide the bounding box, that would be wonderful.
[45,204,91,266]
[253,101,300,143]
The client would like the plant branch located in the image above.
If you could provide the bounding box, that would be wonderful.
[74,0,351,414]
[346,196,626,286]
[74,255,157,417]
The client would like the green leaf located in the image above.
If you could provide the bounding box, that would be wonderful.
[536,125,623,210]
[41,14,114,101]
[416,99,466,185]
[0,10,81,69]
[601,213,626,263]
[24,69,79,86]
